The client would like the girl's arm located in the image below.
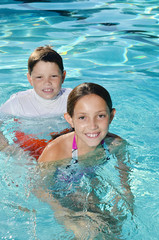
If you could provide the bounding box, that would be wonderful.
[38,132,74,163]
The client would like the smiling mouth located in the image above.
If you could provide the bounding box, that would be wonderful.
[42,88,54,93]
[85,133,100,138]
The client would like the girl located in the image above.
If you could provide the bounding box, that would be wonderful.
[37,83,133,239]
[38,82,120,163]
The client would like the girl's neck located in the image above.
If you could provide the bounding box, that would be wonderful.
[74,134,98,156]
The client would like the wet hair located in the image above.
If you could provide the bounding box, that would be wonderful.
[67,82,113,117]
[28,45,64,74]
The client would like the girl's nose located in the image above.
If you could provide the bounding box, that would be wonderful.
[88,118,98,130]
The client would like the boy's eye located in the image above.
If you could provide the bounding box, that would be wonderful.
[36,76,42,79]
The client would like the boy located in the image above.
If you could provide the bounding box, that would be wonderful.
[0,45,72,117]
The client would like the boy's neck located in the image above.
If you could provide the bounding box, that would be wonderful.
[33,89,61,103]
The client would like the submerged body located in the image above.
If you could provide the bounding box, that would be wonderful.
[38,134,133,239]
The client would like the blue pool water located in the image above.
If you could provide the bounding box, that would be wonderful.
[0,0,159,239]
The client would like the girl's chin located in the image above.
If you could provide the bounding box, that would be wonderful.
[84,139,102,148]
[85,134,103,142]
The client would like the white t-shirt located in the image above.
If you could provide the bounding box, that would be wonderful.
[0,88,72,117]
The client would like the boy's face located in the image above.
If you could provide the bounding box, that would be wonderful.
[27,61,66,100]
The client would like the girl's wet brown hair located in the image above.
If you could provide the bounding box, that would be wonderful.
[67,82,113,117]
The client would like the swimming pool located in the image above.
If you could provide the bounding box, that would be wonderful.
[0,0,159,239]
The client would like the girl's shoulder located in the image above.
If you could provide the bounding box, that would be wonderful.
[38,132,74,163]
[48,131,74,147]
[105,132,126,153]
[106,132,122,140]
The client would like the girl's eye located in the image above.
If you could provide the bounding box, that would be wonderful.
[36,76,42,79]
[79,116,85,120]
[98,114,106,118]
[51,75,58,78]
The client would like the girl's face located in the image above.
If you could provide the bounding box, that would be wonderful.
[65,94,116,152]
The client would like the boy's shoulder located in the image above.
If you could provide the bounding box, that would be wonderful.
[60,88,72,95]
[10,89,33,100]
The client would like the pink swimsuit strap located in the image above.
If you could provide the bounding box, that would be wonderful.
[72,135,105,150]
[71,134,110,163]
[72,135,78,150]
[101,139,104,145]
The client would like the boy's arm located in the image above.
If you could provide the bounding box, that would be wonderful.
[0,131,9,151]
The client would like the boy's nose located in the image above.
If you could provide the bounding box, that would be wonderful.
[44,77,52,83]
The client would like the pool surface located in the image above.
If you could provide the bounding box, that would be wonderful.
[0,0,159,239]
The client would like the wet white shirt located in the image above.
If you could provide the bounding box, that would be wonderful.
[0,88,72,117]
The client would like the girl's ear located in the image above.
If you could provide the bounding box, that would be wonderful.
[109,108,116,124]
[27,73,33,86]
[64,113,74,128]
